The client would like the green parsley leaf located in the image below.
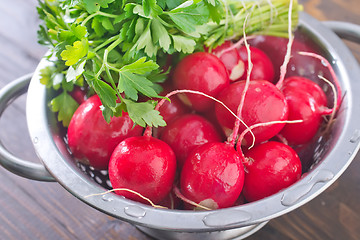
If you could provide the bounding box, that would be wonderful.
[39,66,56,87]
[84,72,117,109]
[123,99,166,127]
[120,57,158,75]
[151,19,171,51]
[49,91,79,127]
[82,0,115,14]
[171,35,196,53]
[61,39,89,66]
[118,71,159,101]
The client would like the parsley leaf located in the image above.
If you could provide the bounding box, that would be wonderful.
[118,71,159,101]
[123,99,166,128]
[49,91,79,127]
[61,39,89,66]
[37,0,302,128]
[82,0,115,14]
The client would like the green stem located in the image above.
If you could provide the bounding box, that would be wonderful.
[93,36,119,52]
[81,11,120,26]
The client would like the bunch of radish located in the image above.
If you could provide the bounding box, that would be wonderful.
[66,33,341,210]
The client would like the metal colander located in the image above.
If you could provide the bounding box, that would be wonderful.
[1,13,360,240]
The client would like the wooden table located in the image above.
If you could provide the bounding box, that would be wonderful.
[0,1,359,239]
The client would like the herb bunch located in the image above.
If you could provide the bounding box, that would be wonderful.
[37,0,302,127]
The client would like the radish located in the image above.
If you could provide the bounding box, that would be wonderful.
[180,142,245,209]
[172,52,230,112]
[277,52,342,146]
[151,89,246,210]
[237,46,275,83]
[241,141,302,202]
[248,34,323,81]
[278,76,328,145]
[208,41,245,82]
[108,136,177,204]
[160,114,223,169]
[215,80,288,146]
[67,95,143,170]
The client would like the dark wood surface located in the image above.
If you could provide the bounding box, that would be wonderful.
[0,1,359,239]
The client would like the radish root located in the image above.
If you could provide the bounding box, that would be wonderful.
[228,13,254,147]
[173,186,212,211]
[318,75,337,132]
[297,51,342,115]
[276,0,294,89]
[236,119,303,156]
[84,188,168,209]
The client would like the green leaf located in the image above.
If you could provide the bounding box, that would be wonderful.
[165,0,185,10]
[91,16,107,37]
[39,66,56,87]
[101,17,114,31]
[61,39,89,66]
[100,104,114,123]
[171,35,196,53]
[118,71,159,101]
[168,12,196,34]
[120,57,159,75]
[151,19,171,51]
[142,0,153,16]
[135,22,157,57]
[49,91,79,127]
[82,0,115,14]
[84,72,117,109]
[37,25,53,46]
[72,25,87,39]
[123,99,166,127]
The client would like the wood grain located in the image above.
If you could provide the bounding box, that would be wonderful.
[0,1,359,240]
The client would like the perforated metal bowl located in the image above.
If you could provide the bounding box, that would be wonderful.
[1,13,360,240]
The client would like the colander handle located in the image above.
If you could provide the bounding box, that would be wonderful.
[324,21,360,44]
[0,74,56,182]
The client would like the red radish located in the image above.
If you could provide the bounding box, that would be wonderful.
[158,95,190,124]
[278,50,343,146]
[180,142,245,209]
[241,141,302,202]
[172,52,230,112]
[237,46,275,83]
[208,41,245,82]
[248,34,321,81]
[278,76,328,145]
[160,114,223,169]
[108,136,177,204]
[281,76,328,106]
[67,95,143,170]
[215,80,288,146]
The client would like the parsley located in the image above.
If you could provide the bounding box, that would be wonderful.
[37,0,302,127]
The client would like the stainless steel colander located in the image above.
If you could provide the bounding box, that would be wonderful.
[1,12,360,240]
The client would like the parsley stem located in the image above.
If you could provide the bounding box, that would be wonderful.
[93,36,119,52]
[81,11,120,27]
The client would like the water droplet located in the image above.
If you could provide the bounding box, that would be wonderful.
[350,130,360,143]
[102,195,114,202]
[124,205,146,218]
[321,59,327,67]
[33,137,38,144]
